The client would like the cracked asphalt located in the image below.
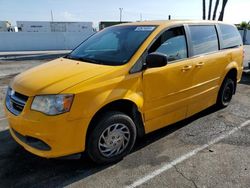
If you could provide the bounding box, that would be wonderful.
[0,55,250,187]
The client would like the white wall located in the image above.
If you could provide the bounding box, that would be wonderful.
[239,29,250,45]
[239,30,244,36]
[0,31,94,51]
[246,30,250,45]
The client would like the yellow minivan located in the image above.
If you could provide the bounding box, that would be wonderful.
[5,20,243,163]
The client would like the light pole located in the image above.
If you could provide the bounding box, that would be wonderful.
[119,8,123,22]
[51,10,54,22]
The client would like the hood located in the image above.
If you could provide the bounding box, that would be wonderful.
[11,58,117,96]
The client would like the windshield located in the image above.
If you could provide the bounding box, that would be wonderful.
[67,25,156,65]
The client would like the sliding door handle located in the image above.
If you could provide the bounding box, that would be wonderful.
[195,62,205,67]
[181,65,192,72]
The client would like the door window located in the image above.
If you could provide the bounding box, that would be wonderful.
[189,25,219,56]
[149,27,188,63]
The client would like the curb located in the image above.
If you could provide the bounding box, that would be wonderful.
[0,53,69,61]
[0,73,19,80]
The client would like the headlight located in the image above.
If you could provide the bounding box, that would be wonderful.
[31,94,74,115]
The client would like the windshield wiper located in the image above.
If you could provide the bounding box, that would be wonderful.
[64,55,101,64]
[64,55,76,60]
[64,55,102,64]
[77,57,100,64]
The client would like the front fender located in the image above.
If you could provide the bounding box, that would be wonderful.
[66,73,143,121]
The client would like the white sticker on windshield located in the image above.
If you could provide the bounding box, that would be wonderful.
[135,26,155,31]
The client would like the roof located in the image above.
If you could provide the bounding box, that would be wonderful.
[118,19,228,27]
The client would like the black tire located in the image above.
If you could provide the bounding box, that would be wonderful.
[87,111,137,164]
[217,77,235,108]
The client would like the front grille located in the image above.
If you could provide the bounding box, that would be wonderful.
[6,87,28,116]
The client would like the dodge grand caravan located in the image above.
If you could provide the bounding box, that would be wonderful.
[5,20,243,164]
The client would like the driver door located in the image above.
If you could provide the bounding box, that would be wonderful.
[143,26,194,133]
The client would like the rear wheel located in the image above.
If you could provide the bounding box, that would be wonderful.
[87,111,136,164]
[217,77,235,108]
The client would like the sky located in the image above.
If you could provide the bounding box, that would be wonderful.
[0,0,250,28]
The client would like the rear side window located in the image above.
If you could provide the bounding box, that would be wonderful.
[219,24,242,49]
[189,25,219,56]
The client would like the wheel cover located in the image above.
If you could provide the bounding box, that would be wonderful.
[98,123,130,158]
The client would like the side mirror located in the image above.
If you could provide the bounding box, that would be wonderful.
[145,52,168,68]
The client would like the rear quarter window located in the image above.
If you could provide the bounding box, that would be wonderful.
[218,24,242,49]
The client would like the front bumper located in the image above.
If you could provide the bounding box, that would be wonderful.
[5,100,91,158]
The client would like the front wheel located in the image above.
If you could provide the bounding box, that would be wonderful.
[87,111,137,164]
[217,77,235,108]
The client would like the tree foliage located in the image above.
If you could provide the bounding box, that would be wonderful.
[212,0,220,20]
[239,21,250,30]
[218,0,228,21]
[208,0,213,20]
[203,0,228,21]
[203,0,206,20]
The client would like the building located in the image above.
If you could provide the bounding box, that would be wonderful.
[16,21,94,33]
[0,21,11,32]
[0,21,96,51]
